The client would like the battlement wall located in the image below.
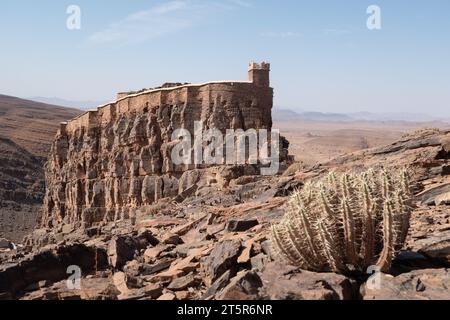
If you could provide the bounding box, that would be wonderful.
[61,80,271,135]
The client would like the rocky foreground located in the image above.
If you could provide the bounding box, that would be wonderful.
[1,128,450,300]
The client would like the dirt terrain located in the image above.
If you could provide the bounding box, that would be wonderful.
[0,137,45,242]
[0,95,81,158]
[0,95,81,241]
[275,120,449,166]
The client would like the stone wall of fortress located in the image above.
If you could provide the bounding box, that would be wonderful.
[62,81,273,136]
[41,63,279,228]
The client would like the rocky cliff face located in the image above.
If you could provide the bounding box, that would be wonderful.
[42,65,286,229]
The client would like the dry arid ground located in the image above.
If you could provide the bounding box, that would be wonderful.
[0,94,81,157]
[0,95,81,241]
[275,120,450,166]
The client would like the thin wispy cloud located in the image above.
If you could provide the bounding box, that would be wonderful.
[323,28,351,36]
[89,1,191,45]
[128,1,187,20]
[228,0,252,8]
[89,0,251,45]
[260,31,302,38]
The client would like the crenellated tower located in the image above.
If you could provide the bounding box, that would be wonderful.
[248,62,270,87]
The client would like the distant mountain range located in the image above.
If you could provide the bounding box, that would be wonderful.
[19,97,450,123]
[29,97,108,110]
[273,108,449,123]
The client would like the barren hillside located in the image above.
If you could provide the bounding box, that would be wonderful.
[0,95,81,157]
[0,95,81,241]
[0,138,44,241]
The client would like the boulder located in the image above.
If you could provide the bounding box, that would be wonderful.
[108,236,138,269]
[149,269,185,284]
[175,291,190,300]
[417,183,450,205]
[135,229,159,247]
[216,271,263,300]
[273,178,304,197]
[418,239,450,267]
[391,251,438,275]
[140,259,174,276]
[362,268,450,300]
[435,192,450,205]
[250,253,270,272]
[0,243,108,298]
[79,278,119,300]
[162,233,182,245]
[167,274,200,291]
[84,227,101,238]
[20,280,82,300]
[0,238,12,250]
[169,256,200,274]
[157,292,176,300]
[226,219,259,232]
[201,270,232,300]
[260,262,355,300]
[113,272,131,298]
[200,239,242,286]
[114,271,147,296]
[141,283,163,300]
[113,271,162,300]
[144,245,172,264]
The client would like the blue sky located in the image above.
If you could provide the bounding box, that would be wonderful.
[1,0,449,115]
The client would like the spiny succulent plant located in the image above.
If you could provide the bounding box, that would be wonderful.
[270,168,414,274]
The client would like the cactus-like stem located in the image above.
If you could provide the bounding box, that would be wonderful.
[360,182,376,266]
[381,170,392,199]
[376,200,395,272]
[295,207,321,257]
[270,168,413,275]
[317,219,344,272]
[285,222,322,270]
[341,197,358,266]
[271,225,308,267]
[319,188,336,221]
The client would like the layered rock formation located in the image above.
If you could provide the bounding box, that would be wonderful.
[42,63,286,229]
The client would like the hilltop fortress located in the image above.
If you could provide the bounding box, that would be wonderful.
[61,62,272,135]
[42,62,288,228]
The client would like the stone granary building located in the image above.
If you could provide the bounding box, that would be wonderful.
[42,62,289,228]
